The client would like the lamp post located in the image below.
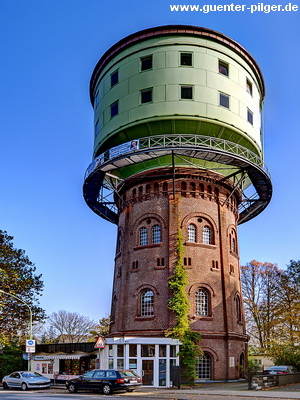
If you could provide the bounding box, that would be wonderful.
[0,289,33,370]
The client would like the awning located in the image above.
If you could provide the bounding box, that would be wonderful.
[42,354,89,360]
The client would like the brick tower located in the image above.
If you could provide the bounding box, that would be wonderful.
[83,26,272,385]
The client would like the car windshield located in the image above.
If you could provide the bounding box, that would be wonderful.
[83,370,95,378]
[119,370,137,377]
[21,372,42,378]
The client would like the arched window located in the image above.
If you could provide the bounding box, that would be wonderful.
[235,295,241,322]
[139,227,148,246]
[188,224,197,242]
[196,353,212,380]
[152,225,162,244]
[231,236,236,253]
[231,237,236,252]
[195,288,209,316]
[141,290,154,316]
[145,184,151,199]
[202,225,212,244]
[132,188,136,202]
[116,230,122,254]
[138,186,143,201]
[239,353,245,378]
[181,181,187,197]
[162,182,168,197]
[190,182,196,198]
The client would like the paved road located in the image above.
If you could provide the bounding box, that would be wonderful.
[2,382,300,400]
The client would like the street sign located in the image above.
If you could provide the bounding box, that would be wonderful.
[26,339,35,353]
[94,336,106,349]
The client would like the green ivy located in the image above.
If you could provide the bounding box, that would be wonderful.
[168,224,202,383]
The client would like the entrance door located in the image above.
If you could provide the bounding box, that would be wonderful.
[239,353,245,378]
[142,360,154,386]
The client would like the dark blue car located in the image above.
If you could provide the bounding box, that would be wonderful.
[66,369,142,394]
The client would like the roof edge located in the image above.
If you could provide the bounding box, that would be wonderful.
[89,25,265,103]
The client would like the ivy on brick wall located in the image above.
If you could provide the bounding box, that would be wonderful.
[168,224,202,383]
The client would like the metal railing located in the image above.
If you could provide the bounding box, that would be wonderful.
[85,134,270,180]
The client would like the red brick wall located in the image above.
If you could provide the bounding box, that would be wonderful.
[109,168,247,379]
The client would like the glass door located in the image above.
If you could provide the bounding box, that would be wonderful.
[142,360,154,386]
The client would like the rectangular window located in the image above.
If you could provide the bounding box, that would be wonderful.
[95,120,99,136]
[94,91,99,108]
[184,257,191,266]
[139,227,148,246]
[129,344,137,357]
[159,359,167,386]
[110,100,119,118]
[219,92,230,108]
[246,78,253,96]
[141,345,155,357]
[159,345,166,357]
[219,60,229,76]
[117,345,124,357]
[157,257,165,267]
[129,359,137,369]
[132,261,139,269]
[141,55,153,71]
[111,70,119,87]
[247,108,253,125]
[181,85,193,100]
[170,345,177,357]
[141,88,153,104]
[180,52,193,66]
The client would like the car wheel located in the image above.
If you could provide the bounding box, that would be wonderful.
[102,384,112,395]
[67,383,77,393]
[2,382,9,390]
[21,383,28,391]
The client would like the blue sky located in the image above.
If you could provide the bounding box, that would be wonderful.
[1,0,299,322]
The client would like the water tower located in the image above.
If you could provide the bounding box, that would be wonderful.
[83,25,272,385]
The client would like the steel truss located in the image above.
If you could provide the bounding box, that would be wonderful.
[83,134,272,225]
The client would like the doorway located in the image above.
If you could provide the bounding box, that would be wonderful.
[142,360,154,386]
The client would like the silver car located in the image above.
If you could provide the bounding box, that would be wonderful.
[2,371,51,390]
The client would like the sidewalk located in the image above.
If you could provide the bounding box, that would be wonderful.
[51,381,300,398]
[131,382,300,399]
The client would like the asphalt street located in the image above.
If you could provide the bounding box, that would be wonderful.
[2,383,300,400]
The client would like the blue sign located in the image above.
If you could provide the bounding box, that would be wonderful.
[27,340,34,346]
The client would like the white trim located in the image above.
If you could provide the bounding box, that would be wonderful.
[105,336,181,345]
[41,354,88,360]
[103,336,180,387]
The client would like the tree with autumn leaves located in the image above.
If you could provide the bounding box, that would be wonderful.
[0,230,46,344]
[241,260,300,367]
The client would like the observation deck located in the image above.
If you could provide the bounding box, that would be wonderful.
[83,134,272,225]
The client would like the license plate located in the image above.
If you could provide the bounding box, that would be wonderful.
[130,380,137,383]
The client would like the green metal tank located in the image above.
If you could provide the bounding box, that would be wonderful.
[83,25,272,224]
